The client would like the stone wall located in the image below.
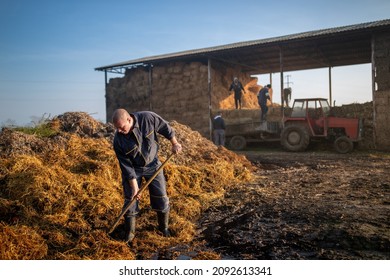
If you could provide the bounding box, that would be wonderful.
[373,33,390,151]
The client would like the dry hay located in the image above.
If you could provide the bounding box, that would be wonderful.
[0,223,48,260]
[0,112,253,260]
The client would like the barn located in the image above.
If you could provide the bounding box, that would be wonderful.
[95,19,390,150]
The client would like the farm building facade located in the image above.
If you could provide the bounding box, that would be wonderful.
[95,19,390,151]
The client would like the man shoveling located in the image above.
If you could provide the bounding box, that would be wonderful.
[112,109,182,243]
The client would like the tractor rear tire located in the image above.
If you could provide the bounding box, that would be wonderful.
[229,135,247,150]
[334,136,353,154]
[281,125,310,152]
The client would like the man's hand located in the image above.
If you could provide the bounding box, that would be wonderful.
[170,136,182,154]
[172,143,182,154]
[129,179,140,200]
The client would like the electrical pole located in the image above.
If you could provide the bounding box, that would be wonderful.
[284,74,293,88]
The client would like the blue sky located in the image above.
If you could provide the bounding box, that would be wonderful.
[0,0,389,126]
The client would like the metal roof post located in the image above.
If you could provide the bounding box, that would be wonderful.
[280,46,285,116]
[329,67,333,106]
[104,70,108,122]
[148,64,153,111]
[208,58,212,141]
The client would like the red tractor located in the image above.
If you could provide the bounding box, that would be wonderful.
[281,98,363,153]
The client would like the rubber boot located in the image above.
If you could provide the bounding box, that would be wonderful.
[124,216,136,243]
[157,211,171,237]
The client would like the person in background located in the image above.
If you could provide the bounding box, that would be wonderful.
[229,77,246,109]
[258,84,272,122]
[283,87,292,107]
[112,109,182,244]
[212,111,226,146]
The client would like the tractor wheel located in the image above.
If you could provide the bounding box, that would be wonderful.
[280,125,310,152]
[334,136,353,154]
[229,135,247,150]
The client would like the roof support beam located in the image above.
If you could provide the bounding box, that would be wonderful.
[329,67,333,106]
[280,46,285,116]
[148,64,153,111]
[208,58,212,140]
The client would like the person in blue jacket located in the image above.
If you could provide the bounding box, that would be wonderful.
[212,111,226,146]
[229,77,246,109]
[112,109,182,243]
[258,84,272,122]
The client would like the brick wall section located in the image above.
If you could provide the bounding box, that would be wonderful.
[373,33,390,151]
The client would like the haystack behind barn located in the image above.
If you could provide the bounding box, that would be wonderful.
[96,19,390,151]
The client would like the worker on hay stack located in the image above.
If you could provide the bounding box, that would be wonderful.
[112,109,182,243]
[229,77,246,109]
[283,87,292,107]
[257,84,272,122]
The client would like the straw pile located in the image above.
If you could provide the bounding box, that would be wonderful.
[219,78,262,109]
[0,112,253,260]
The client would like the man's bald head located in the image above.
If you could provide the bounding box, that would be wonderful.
[112,109,130,124]
[112,109,134,134]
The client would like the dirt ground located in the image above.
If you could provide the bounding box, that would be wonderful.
[196,146,390,260]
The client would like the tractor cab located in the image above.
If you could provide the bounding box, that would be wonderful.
[289,98,329,136]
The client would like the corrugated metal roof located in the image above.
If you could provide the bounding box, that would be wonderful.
[95,19,390,73]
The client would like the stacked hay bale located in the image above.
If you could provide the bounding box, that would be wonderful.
[0,112,253,260]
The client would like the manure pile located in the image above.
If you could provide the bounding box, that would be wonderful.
[0,112,253,260]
